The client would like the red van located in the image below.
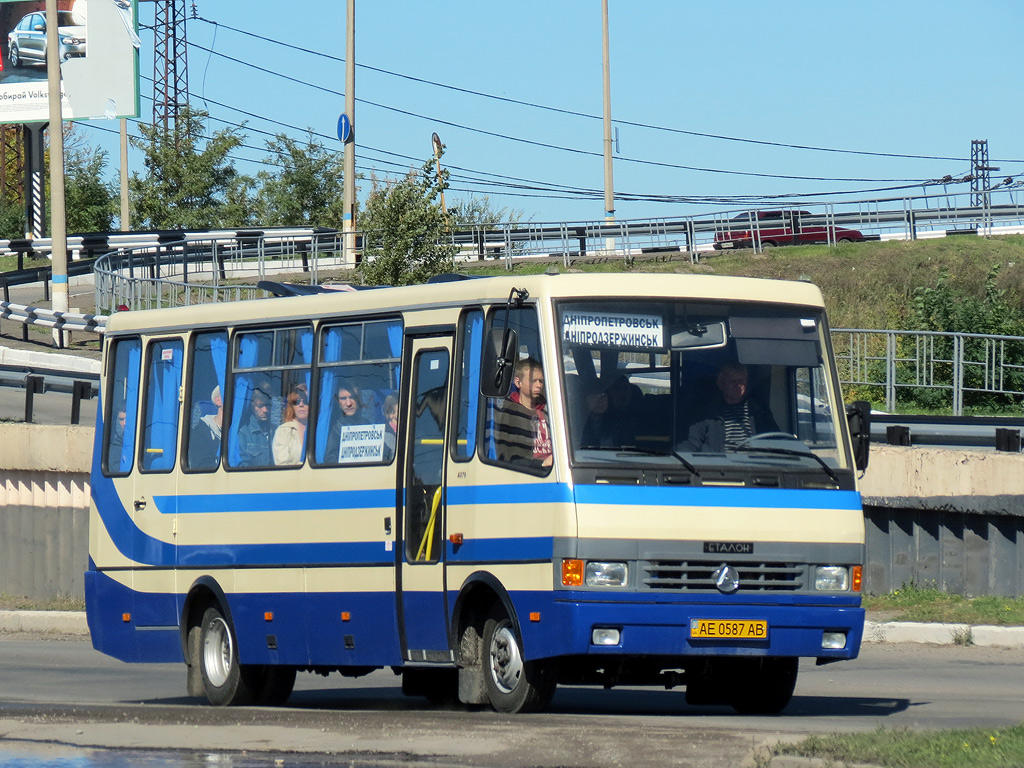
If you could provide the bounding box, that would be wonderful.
[714,210,865,250]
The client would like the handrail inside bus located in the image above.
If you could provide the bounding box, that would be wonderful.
[415,487,443,562]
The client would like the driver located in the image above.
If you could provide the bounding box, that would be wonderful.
[681,362,779,452]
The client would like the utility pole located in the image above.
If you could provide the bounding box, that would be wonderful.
[342,0,357,266]
[45,0,68,347]
[601,0,615,253]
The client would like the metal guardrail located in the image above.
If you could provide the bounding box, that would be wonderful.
[833,328,1024,416]
[0,301,107,334]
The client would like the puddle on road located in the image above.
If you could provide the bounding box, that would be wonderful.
[0,746,358,767]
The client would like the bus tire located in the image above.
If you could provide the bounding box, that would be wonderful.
[728,657,798,715]
[482,607,556,713]
[198,605,257,706]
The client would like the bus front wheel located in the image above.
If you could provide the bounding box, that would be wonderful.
[198,605,257,706]
[482,607,556,713]
[728,657,798,715]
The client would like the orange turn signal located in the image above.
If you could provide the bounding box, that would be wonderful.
[341,612,351,622]
[529,612,541,622]
[562,559,584,587]
[852,565,863,592]
[264,612,274,622]
[122,613,131,623]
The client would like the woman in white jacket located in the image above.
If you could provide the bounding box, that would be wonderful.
[273,385,309,465]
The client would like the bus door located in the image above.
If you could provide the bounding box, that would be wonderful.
[398,335,454,661]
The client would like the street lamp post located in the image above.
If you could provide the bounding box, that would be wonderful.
[601,0,615,255]
[342,0,357,267]
[45,0,68,346]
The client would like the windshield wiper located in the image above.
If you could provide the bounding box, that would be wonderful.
[732,442,840,486]
[590,444,702,479]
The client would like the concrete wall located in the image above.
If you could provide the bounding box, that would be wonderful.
[0,424,92,600]
[860,445,1024,596]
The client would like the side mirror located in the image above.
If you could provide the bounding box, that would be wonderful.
[845,400,871,471]
[480,328,518,398]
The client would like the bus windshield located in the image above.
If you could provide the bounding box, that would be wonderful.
[557,298,848,477]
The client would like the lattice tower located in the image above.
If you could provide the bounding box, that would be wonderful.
[152,0,189,141]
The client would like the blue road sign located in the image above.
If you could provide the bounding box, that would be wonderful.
[337,113,351,143]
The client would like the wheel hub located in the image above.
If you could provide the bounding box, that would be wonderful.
[489,625,523,694]
[202,616,233,687]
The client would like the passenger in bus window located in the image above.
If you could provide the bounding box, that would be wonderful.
[681,362,779,452]
[325,381,368,462]
[111,408,127,452]
[580,375,637,448]
[496,357,552,468]
[237,385,275,467]
[188,386,223,468]
[382,393,399,462]
[272,385,309,466]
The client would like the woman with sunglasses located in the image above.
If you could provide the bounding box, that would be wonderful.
[272,384,310,466]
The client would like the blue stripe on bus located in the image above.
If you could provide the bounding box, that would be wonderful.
[447,483,573,506]
[154,488,397,514]
[446,537,554,562]
[572,484,862,510]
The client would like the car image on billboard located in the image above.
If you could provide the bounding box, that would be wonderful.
[1,1,87,83]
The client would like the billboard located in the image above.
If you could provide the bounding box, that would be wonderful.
[0,0,139,123]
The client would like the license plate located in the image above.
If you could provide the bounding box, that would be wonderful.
[690,618,768,640]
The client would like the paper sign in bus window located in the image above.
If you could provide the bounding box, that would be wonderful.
[338,423,386,463]
[562,311,664,349]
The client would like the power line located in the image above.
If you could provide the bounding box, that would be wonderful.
[184,42,941,186]
[191,15,1024,165]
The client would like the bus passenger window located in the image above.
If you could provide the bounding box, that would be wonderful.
[141,339,184,472]
[314,318,403,466]
[185,331,227,471]
[104,337,141,475]
[227,325,312,469]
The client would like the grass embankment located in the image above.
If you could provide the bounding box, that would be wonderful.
[774,725,1024,768]
[863,584,1024,625]
[462,234,1024,331]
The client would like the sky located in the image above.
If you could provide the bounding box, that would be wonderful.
[77,0,1024,226]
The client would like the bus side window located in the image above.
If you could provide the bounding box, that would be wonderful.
[184,330,227,471]
[452,309,483,462]
[480,306,552,475]
[104,337,141,475]
[141,339,184,472]
[314,318,402,466]
[227,326,313,469]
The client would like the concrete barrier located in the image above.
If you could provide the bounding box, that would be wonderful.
[0,424,92,600]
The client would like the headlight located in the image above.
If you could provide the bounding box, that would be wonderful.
[814,566,850,591]
[585,561,628,587]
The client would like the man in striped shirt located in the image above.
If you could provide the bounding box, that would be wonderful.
[681,362,779,453]
[493,357,553,469]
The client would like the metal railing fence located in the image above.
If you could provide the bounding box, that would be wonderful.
[833,329,1024,415]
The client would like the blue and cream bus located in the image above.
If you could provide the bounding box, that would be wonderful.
[86,272,870,714]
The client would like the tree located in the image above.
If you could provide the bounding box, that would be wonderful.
[254,132,346,228]
[62,144,117,233]
[130,107,254,230]
[449,194,524,227]
[359,155,457,286]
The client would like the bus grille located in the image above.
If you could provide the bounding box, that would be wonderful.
[641,560,804,591]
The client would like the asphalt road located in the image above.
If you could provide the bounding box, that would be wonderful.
[1,636,1022,767]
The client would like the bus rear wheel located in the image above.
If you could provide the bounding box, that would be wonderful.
[199,605,258,706]
[482,607,556,713]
